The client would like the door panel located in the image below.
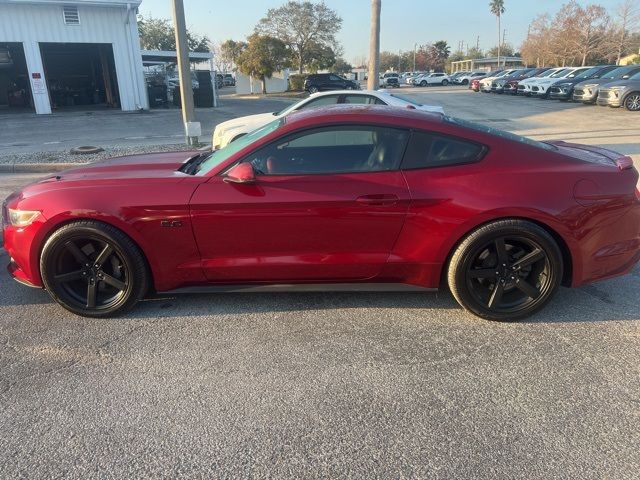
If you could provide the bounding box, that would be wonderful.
[190,172,410,282]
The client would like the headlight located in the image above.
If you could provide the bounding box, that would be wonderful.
[8,209,40,227]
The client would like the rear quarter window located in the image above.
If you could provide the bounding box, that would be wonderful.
[401,131,485,170]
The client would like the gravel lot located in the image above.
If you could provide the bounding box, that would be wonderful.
[1,90,639,478]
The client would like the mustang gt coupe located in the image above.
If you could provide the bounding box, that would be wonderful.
[3,106,640,321]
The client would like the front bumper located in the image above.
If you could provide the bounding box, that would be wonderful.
[573,87,598,102]
[596,89,623,107]
[548,85,573,100]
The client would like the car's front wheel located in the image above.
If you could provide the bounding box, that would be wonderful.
[420,81,427,87]
[442,80,449,86]
[40,221,149,317]
[624,92,640,111]
[447,219,563,321]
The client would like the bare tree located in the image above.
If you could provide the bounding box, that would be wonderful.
[571,4,611,65]
[611,0,640,64]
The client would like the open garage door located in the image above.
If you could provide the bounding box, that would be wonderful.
[0,43,34,113]
[39,42,120,111]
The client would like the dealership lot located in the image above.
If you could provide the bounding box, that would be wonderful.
[1,91,639,477]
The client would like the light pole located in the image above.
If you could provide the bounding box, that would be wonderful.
[171,0,200,146]
[413,43,417,72]
[367,0,381,90]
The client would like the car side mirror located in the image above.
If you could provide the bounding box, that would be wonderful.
[224,163,256,184]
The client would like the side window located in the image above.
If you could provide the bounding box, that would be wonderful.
[342,95,382,105]
[298,95,341,109]
[242,126,409,175]
[329,75,342,81]
[401,131,484,170]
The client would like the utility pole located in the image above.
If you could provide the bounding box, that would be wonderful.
[171,0,200,147]
[367,0,381,90]
[476,35,480,51]
[502,29,506,67]
[413,43,417,72]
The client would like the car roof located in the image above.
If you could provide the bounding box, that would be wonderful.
[283,104,443,127]
[308,89,381,98]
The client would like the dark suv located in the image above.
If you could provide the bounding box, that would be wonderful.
[304,74,360,93]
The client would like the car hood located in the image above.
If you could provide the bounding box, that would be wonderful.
[599,79,640,89]
[35,151,199,186]
[575,78,617,88]
[215,112,279,133]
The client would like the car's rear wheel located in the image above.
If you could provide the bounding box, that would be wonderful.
[442,80,449,86]
[40,221,149,318]
[308,86,318,94]
[447,220,562,321]
[624,92,640,111]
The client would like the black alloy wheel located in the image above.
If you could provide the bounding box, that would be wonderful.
[308,86,319,94]
[448,220,562,321]
[624,92,640,111]
[41,221,148,317]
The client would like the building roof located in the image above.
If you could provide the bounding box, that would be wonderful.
[451,56,524,65]
[2,0,142,6]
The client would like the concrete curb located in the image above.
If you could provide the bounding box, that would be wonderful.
[0,163,87,174]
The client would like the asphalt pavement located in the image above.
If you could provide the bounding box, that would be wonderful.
[1,172,639,478]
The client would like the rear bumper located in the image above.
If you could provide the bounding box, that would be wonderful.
[572,202,640,287]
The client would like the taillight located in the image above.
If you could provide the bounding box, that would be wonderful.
[615,156,634,171]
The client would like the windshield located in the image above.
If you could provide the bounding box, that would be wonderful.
[196,118,283,175]
[550,69,569,78]
[574,66,600,79]
[602,67,633,79]
[389,93,421,106]
[566,68,589,78]
[538,69,557,78]
[444,116,556,152]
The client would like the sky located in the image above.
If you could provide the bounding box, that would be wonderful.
[139,0,625,64]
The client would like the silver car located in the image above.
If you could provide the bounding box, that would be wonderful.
[596,71,640,111]
[573,65,640,103]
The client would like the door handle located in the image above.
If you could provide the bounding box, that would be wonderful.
[356,194,399,206]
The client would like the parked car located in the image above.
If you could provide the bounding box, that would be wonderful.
[596,71,640,111]
[479,69,519,92]
[304,73,360,93]
[212,90,445,149]
[448,71,469,83]
[530,67,593,98]
[381,72,401,88]
[548,65,618,101]
[405,72,428,85]
[491,68,535,93]
[517,68,566,96]
[502,68,550,94]
[573,65,640,104]
[413,72,450,87]
[455,71,488,85]
[7,106,639,320]
[223,74,235,87]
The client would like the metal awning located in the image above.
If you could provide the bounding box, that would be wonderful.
[141,50,213,65]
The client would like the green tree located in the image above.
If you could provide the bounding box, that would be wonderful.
[138,16,210,52]
[433,40,451,59]
[306,41,337,72]
[219,39,248,70]
[236,35,291,94]
[489,0,506,65]
[255,1,342,74]
[332,57,353,75]
[488,43,515,57]
[380,51,400,72]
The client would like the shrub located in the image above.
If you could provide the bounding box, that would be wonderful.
[288,74,307,91]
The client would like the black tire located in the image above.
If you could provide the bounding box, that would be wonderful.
[442,80,449,86]
[462,79,469,85]
[447,219,563,321]
[308,86,319,94]
[420,80,427,87]
[40,220,149,318]
[623,92,640,111]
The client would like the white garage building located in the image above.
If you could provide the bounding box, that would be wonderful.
[0,0,148,114]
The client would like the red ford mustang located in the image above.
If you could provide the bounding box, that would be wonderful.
[3,106,640,321]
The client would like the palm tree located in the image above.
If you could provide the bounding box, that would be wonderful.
[489,0,506,67]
